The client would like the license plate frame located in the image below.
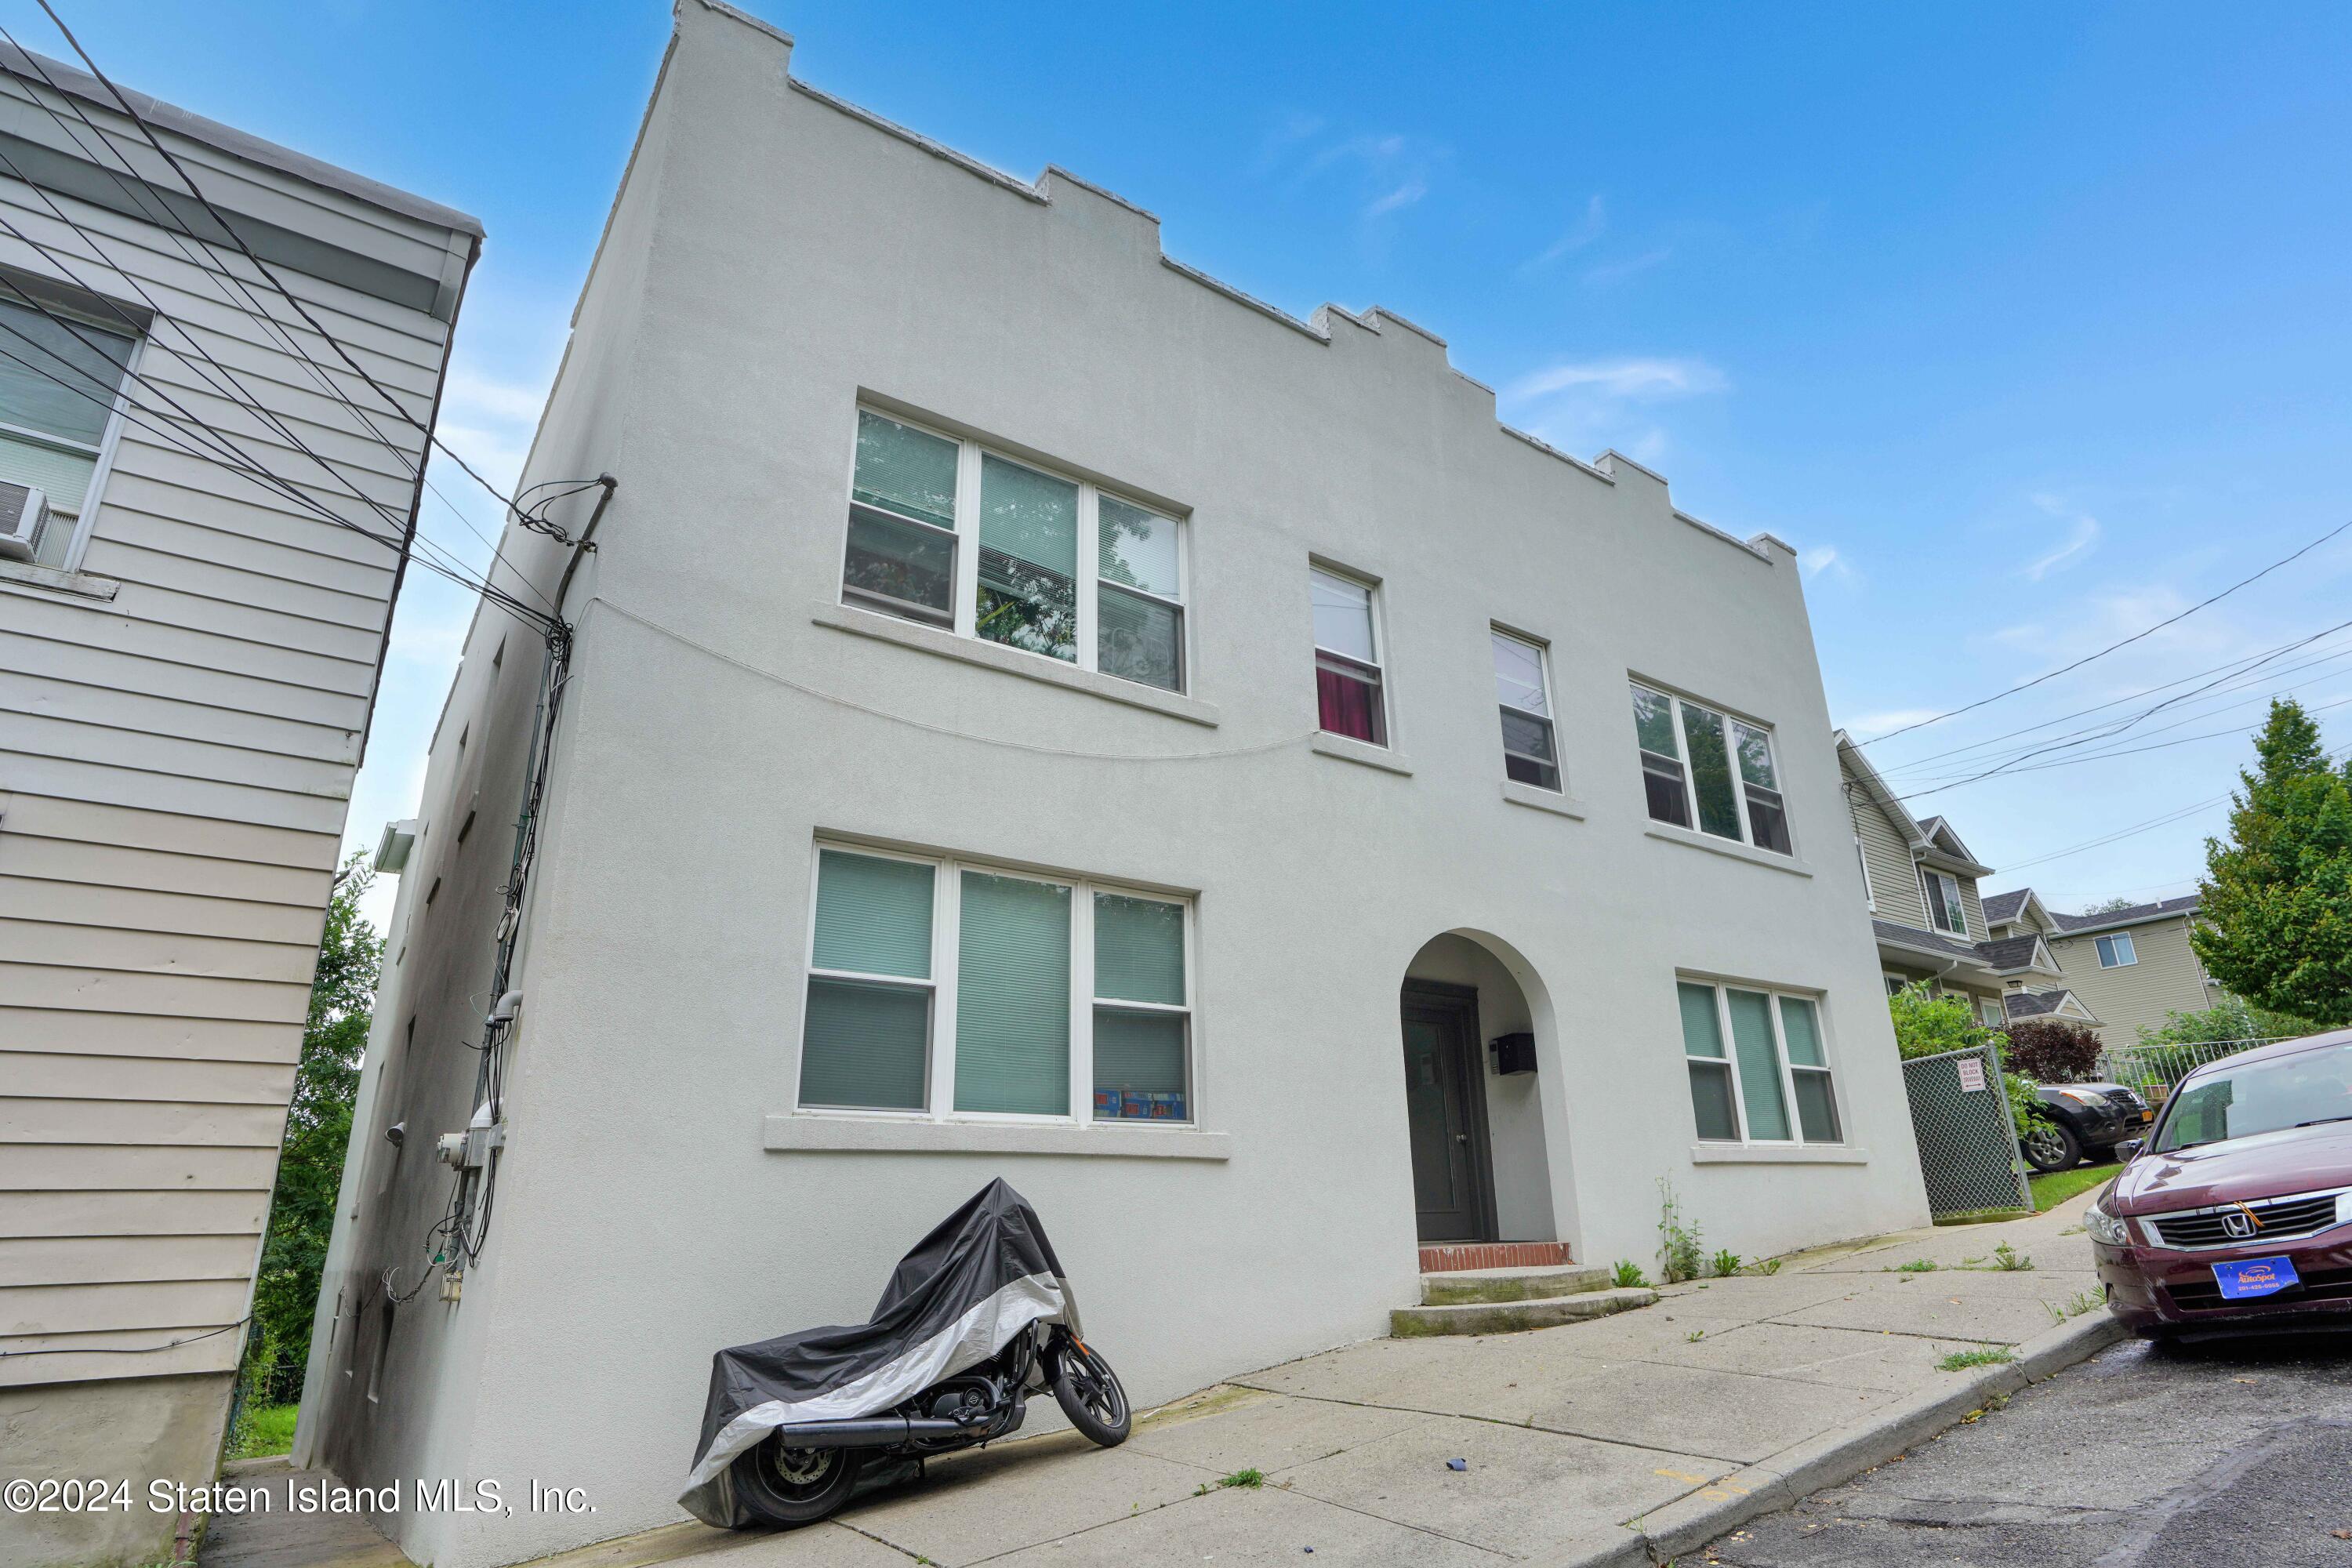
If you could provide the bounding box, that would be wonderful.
[2212,1256,2299,1301]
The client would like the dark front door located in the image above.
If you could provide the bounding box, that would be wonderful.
[1401,982,1495,1244]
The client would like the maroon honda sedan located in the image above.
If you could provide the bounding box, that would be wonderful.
[2089,1028,2352,1339]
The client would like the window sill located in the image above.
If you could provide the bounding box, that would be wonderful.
[764,1112,1232,1161]
[1310,731,1414,776]
[814,604,1220,728]
[1502,781,1587,819]
[1690,1143,1869,1166]
[1645,823,1813,877]
[0,559,118,601]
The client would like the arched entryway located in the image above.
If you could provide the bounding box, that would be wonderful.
[1399,931,1565,1252]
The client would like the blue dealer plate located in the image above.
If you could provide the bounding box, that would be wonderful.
[2212,1257,2299,1301]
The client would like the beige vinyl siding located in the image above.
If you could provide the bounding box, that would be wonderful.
[0,75,470,1391]
[2047,916,2221,1047]
[1957,879,1987,942]
[1846,766,1929,926]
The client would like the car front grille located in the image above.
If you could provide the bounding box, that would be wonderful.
[2101,1088,2144,1114]
[2149,1192,2344,1250]
[2167,1264,2352,1312]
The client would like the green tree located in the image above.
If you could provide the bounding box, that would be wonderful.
[2194,700,2352,1026]
[250,852,381,1401]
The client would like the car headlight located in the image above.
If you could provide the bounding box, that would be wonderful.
[2084,1204,2133,1247]
[2056,1088,2108,1107]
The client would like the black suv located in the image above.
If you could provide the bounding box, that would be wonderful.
[2020,1080,2153,1171]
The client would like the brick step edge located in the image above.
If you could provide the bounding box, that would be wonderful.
[1419,1241,1573,1273]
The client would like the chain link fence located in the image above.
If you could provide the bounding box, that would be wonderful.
[1902,1042,2033,1218]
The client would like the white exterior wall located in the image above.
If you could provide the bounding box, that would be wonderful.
[0,45,476,1568]
[303,7,1930,1565]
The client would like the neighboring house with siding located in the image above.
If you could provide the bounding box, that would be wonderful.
[1981,892,2221,1047]
[0,45,477,1568]
[1835,733,2067,1025]
[296,7,1929,1564]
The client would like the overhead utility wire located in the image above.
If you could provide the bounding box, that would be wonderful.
[1853,514,2352,749]
[1994,740,2352,876]
[1876,629,2352,777]
[0,41,557,612]
[31,0,540,528]
[1889,612,2352,804]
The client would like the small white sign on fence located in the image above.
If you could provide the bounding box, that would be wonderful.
[1956,1058,1987,1093]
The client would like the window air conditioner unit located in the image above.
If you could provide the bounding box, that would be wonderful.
[0,482,51,563]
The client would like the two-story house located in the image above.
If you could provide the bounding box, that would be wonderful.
[1980,891,2218,1046]
[296,7,1930,1564]
[0,42,478,1568]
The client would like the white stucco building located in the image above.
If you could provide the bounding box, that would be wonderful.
[299,5,1930,1562]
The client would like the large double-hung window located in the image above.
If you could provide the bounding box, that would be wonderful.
[798,845,1195,1123]
[840,408,1187,693]
[1629,682,1792,855]
[1677,978,1842,1145]
[0,292,136,570]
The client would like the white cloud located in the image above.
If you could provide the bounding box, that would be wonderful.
[1801,544,1860,586]
[1522,194,1606,272]
[2021,495,2102,581]
[1363,179,1426,219]
[1504,357,1727,404]
[1845,707,1946,739]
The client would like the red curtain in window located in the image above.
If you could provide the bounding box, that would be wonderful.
[1316,661,1385,745]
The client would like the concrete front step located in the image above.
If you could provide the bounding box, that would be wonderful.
[1391,1285,1657,1337]
[1418,1262,1613,1305]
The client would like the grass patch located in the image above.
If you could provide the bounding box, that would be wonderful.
[1888,1259,1938,1273]
[1218,1469,1264,1490]
[1936,1348,2016,1373]
[1611,1259,1650,1289]
[2029,1162,2118,1213]
[228,1403,297,1459]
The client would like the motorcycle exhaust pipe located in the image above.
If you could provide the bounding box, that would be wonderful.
[768,1415,974,1450]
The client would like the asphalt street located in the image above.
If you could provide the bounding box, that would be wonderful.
[1697,1329,2352,1567]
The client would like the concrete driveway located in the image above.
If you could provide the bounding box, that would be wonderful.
[481,1196,2120,1568]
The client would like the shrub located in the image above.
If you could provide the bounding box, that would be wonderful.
[2002,1018,2102,1083]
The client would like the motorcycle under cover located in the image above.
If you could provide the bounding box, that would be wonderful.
[679,1179,1076,1526]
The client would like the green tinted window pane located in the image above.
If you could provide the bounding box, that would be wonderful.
[852,411,957,528]
[1094,894,1184,1004]
[1093,1007,1186,1100]
[1733,720,1778,789]
[1682,704,1742,840]
[1689,1061,1738,1141]
[977,550,1076,659]
[1098,495,1179,598]
[1676,981,1725,1059]
[1631,684,1679,758]
[956,872,1071,1114]
[1726,989,1791,1141]
[1792,1069,1841,1143]
[1777,996,1825,1067]
[1098,584,1182,691]
[0,299,132,446]
[799,977,927,1109]
[811,850,933,978]
[979,454,1077,575]
[844,505,955,622]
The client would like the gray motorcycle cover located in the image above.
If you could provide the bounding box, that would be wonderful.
[678,1179,1076,1526]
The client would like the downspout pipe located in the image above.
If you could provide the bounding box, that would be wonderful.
[554,474,619,624]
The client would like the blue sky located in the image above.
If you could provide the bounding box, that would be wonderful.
[39,2,2352,929]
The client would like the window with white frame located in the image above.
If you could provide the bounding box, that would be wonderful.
[2095,931,2137,968]
[1922,869,1967,936]
[1311,567,1386,746]
[1677,978,1842,1145]
[798,844,1193,1123]
[1629,683,1791,853]
[840,408,1187,692]
[1883,974,1908,997]
[1981,998,2006,1028]
[1490,629,1559,789]
[0,292,136,571]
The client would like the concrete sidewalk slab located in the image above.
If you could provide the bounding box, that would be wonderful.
[1624,1320,1959,1393]
[1124,1387,1428,1475]
[982,1479,1510,1566]
[1777,1276,2103,1343]
[1522,1359,1904,1463]
[1276,1414,1730,1557]
[843,1435,1206,1566]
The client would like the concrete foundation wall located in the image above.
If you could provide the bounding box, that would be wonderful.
[0,1373,230,1568]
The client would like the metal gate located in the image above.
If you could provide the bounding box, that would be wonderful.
[1901,1044,2033,1218]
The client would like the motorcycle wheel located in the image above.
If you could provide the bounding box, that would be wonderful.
[731,1436,861,1526]
[2020,1122,2080,1173]
[1052,1339,1131,1447]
